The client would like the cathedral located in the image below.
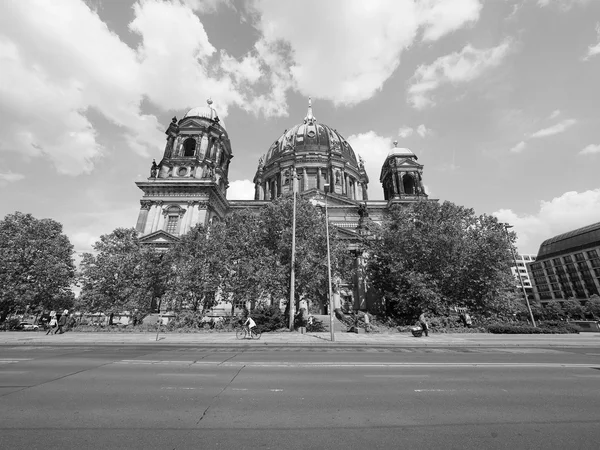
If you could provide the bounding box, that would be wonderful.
[134,99,432,312]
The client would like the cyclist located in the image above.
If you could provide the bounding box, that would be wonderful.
[244,315,256,338]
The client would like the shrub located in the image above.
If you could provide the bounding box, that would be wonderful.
[252,305,287,332]
[487,322,579,334]
[307,316,326,332]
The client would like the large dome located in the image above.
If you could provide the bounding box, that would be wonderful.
[253,99,369,202]
[183,99,225,130]
[262,99,358,168]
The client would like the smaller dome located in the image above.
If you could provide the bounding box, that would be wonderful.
[183,99,226,129]
[387,140,415,158]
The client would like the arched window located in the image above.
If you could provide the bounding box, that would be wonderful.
[403,174,416,195]
[183,138,196,157]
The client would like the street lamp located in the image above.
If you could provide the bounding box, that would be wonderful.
[502,223,537,327]
[323,183,335,342]
[289,168,297,331]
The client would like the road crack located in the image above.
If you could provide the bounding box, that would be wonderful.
[197,364,245,424]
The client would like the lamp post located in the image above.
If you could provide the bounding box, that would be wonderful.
[324,183,335,342]
[289,168,297,331]
[502,223,537,327]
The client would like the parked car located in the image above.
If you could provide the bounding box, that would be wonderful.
[18,322,39,331]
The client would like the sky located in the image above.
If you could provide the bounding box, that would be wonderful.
[1,0,600,259]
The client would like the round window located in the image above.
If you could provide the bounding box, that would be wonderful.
[178,167,187,177]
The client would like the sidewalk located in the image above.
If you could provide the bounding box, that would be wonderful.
[1,331,600,347]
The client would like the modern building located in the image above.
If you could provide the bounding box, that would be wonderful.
[512,253,536,300]
[528,222,600,304]
[134,99,434,312]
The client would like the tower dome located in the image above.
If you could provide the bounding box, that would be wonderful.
[253,98,369,201]
[380,140,427,201]
[183,99,226,130]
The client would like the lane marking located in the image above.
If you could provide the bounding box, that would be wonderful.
[414,389,457,392]
[161,387,203,390]
[114,360,600,369]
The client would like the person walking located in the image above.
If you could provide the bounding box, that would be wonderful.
[363,312,371,332]
[55,310,68,334]
[46,311,57,335]
[419,311,429,337]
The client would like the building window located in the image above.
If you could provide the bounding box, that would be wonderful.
[166,215,179,234]
[183,138,196,157]
[587,250,598,259]
[563,255,572,263]
[575,253,585,261]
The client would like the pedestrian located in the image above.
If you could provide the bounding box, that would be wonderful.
[55,309,68,334]
[364,312,370,332]
[46,311,57,335]
[419,311,429,337]
[464,313,472,328]
[67,313,77,331]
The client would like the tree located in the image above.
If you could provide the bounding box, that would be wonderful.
[584,295,600,320]
[164,224,224,312]
[78,228,163,313]
[563,298,584,320]
[366,201,518,323]
[0,212,75,321]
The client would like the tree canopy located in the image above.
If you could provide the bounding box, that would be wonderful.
[77,228,168,313]
[0,212,75,319]
[366,201,520,323]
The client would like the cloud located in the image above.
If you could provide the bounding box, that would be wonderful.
[494,189,600,254]
[251,0,483,106]
[0,170,25,183]
[347,131,395,200]
[416,124,432,137]
[509,141,527,153]
[537,0,591,10]
[583,22,600,61]
[548,109,561,119]
[227,179,255,200]
[398,126,414,138]
[417,0,482,42]
[407,39,513,109]
[579,144,600,155]
[529,118,576,138]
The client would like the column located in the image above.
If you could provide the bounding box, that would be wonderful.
[302,167,308,191]
[317,168,322,190]
[151,201,163,233]
[135,201,151,233]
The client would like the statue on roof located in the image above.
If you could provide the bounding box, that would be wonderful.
[150,159,158,178]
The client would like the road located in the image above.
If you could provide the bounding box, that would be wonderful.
[1,344,600,449]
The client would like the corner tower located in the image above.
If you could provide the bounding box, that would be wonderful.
[380,141,428,203]
[135,99,232,246]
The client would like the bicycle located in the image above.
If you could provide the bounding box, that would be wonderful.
[236,325,261,340]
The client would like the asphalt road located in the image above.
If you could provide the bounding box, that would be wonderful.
[1,344,600,449]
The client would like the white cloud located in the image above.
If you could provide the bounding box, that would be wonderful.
[416,124,432,137]
[417,0,482,42]
[529,118,576,138]
[579,144,600,155]
[494,189,600,254]
[509,141,527,153]
[549,109,561,119]
[0,170,25,183]
[583,22,600,61]
[251,0,483,106]
[227,179,255,200]
[398,126,414,138]
[407,39,513,109]
[347,131,395,200]
[537,0,591,10]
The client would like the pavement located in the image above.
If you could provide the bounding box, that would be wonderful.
[2,330,600,346]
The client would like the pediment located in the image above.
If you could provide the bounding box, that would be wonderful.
[179,119,204,128]
[138,230,181,245]
[397,158,423,168]
[300,189,361,207]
